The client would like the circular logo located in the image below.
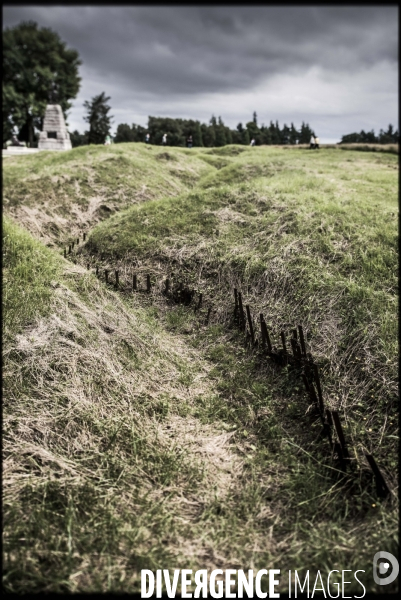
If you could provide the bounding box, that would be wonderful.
[373,551,399,585]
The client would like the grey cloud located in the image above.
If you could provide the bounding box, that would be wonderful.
[3,5,398,140]
[3,5,397,96]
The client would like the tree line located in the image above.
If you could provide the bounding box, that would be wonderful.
[69,99,318,149]
[109,113,316,148]
[4,21,398,150]
[339,125,398,145]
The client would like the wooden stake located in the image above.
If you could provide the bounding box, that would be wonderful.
[298,325,307,355]
[302,373,310,393]
[280,331,287,354]
[205,307,212,325]
[331,411,350,462]
[260,316,273,353]
[133,274,137,291]
[83,232,86,241]
[245,305,255,345]
[234,288,238,319]
[365,454,390,498]
[238,292,246,331]
[290,337,301,360]
[165,278,170,294]
[313,364,325,415]
[115,270,119,288]
[105,270,109,284]
[325,409,334,448]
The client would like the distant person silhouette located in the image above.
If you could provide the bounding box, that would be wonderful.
[145,133,150,144]
[187,135,193,149]
[250,138,256,146]
[310,135,315,149]
[314,136,320,149]
[162,133,167,146]
[104,135,111,146]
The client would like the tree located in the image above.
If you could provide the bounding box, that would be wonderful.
[215,116,227,146]
[289,123,299,145]
[259,125,272,145]
[3,20,81,146]
[114,123,136,143]
[70,130,88,147]
[84,92,113,145]
[280,123,291,145]
[201,123,215,147]
[269,121,280,145]
[193,121,203,147]
[246,120,260,144]
[299,121,314,144]
[253,111,257,125]
[241,129,250,145]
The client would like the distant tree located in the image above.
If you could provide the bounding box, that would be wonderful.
[148,116,183,146]
[280,123,291,145]
[259,125,272,145]
[339,126,399,144]
[246,119,260,144]
[3,20,81,146]
[253,111,257,125]
[133,124,147,142]
[111,114,317,149]
[365,129,377,143]
[339,132,360,143]
[299,121,314,144]
[84,92,113,144]
[201,122,215,147]
[70,130,88,147]
[114,123,135,143]
[269,121,280,144]
[289,123,299,145]
[242,129,250,145]
[193,121,203,146]
[215,116,227,146]
[378,124,398,144]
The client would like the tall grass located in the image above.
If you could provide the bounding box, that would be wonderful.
[2,144,398,593]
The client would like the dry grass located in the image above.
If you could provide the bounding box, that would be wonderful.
[3,144,398,592]
[3,256,255,591]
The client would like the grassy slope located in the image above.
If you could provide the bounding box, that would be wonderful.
[3,143,213,247]
[3,144,398,593]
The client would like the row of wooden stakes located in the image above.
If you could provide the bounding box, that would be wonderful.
[233,288,390,499]
[65,247,214,325]
[62,242,391,500]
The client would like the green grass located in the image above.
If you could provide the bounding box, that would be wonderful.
[2,143,398,593]
[2,216,61,341]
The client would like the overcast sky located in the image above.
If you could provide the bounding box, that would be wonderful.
[3,5,399,143]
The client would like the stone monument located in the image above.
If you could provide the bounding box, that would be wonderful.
[38,87,72,151]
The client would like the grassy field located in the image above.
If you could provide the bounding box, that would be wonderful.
[3,143,398,593]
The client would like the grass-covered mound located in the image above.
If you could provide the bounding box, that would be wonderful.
[86,147,398,465]
[2,143,215,247]
[3,144,398,593]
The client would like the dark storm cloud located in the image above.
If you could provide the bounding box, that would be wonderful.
[3,5,397,95]
[3,5,398,140]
